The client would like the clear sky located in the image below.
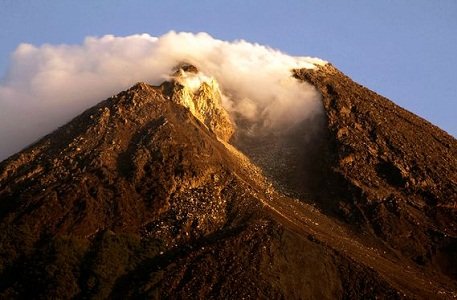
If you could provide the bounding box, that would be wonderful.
[0,0,456,136]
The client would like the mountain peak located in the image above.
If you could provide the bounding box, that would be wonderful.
[166,64,234,141]
[0,63,456,299]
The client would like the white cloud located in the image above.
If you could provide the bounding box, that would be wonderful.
[0,31,326,160]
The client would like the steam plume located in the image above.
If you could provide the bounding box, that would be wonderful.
[0,31,326,160]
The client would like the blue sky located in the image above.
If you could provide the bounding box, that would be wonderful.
[0,0,456,136]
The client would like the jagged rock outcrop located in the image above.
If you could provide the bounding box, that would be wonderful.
[0,64,456,299]
[167,64,234,141]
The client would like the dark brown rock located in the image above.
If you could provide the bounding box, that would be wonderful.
[294,64,457,280]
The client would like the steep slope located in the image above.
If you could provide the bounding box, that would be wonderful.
[0,64,455,299]
[294,64,457,279]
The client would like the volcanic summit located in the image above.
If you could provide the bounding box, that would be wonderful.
[0,62,456,299]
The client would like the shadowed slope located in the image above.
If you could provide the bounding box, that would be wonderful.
[294,64,457,280]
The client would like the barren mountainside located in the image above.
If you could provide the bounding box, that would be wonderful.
[0,64,456,299]
[294,65,457,273]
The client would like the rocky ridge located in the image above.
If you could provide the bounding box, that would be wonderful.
[294,64,457,278]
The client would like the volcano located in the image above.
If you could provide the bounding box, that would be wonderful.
[0,63,456,299]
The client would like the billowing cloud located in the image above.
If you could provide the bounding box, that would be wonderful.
[0,31,326,160]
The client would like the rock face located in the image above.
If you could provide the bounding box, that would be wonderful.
[168,64,234,141]
[0,64,456,299]
[294,64,457,278]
